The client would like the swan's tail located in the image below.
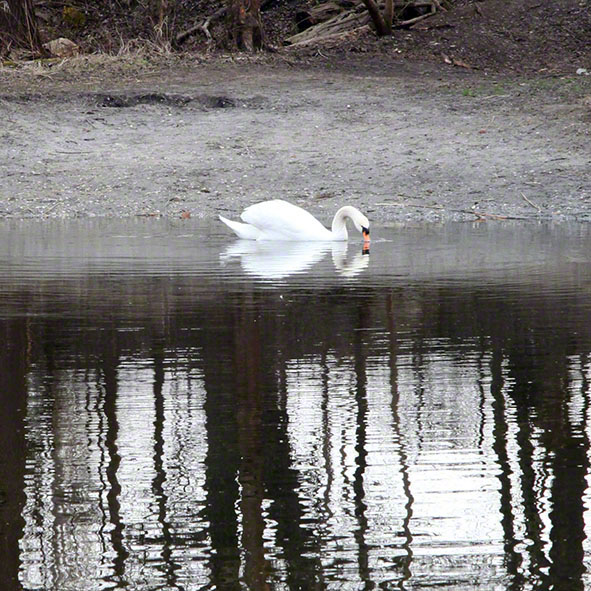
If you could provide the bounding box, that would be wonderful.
[219,215,261,240]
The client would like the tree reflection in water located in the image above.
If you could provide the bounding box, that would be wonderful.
[1,219,591,591]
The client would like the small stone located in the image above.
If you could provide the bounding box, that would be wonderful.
[43,38,80,58]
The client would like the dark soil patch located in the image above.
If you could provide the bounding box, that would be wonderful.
[92,93,240,109]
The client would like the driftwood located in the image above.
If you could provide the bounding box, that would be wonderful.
[286,0,444,46]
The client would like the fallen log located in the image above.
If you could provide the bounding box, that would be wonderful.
[286,0,442,45]
[287,9,370,45]
[295,0,437,27]
[287,24,371,48]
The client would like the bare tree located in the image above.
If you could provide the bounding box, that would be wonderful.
[0,0,43,56]
[226,0,264,51]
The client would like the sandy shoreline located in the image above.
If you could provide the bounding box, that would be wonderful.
[2,58,590,223]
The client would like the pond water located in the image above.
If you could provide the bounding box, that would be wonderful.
[2,219,591,591]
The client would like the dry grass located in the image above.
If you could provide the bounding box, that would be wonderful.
[0,40,191,88]
[0,43,281,94]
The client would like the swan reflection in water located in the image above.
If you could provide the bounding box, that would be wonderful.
[220,240,370,280]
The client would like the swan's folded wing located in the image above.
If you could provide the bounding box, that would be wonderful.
[219,215,262,240]
[241,199,330,240]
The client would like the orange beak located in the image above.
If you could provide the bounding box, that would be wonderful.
[362,229,370,244]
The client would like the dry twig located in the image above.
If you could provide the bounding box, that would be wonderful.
[521,192,542,212]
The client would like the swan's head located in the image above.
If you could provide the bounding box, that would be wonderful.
[351,210,370,243]
[333,206,370,243]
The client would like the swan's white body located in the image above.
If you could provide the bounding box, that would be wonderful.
[219,199,370,242]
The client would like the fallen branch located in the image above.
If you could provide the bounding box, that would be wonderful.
[176,6,227,45]
[394,8,435,29]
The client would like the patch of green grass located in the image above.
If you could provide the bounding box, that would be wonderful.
[520,75,591,100]
[461,83,508,98]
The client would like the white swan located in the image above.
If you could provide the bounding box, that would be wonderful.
[219,199,370,243]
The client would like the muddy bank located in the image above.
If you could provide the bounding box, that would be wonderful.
[1,58,590,224]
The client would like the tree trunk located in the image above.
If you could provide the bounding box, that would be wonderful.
[0,0,43,56]
[226,0,264,51]
[361,0,391,35]
[383,0,394,32]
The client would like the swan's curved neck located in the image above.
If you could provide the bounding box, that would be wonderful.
[331,206,359,240]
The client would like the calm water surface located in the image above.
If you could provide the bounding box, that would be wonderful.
[1,219,591,591]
